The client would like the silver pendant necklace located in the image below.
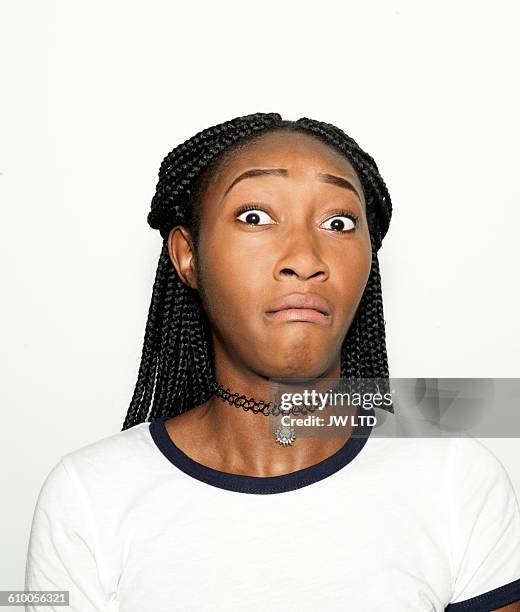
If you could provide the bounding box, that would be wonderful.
[273,424,296,446]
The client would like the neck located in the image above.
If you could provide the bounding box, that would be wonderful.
[166,356,354,478]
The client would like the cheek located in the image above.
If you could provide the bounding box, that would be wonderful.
[195,237,270,332]
[333,243,372,321]
[344,246,372,292]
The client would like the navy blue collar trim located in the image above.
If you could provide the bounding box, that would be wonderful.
[149,406,374,495]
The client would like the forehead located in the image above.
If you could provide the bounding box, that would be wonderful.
[202,130,364,202]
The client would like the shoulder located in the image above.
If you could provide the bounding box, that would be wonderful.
[66,420,155,478]
[38,421,157,506]
[62,421,152,468]
[447,435,516,489]
[445,436,519,521]
[362,434,517,508]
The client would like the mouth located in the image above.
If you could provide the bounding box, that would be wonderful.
[264,307,331,325]
[264,292,332,325]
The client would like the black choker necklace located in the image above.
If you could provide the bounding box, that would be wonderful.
[210,379,347,447]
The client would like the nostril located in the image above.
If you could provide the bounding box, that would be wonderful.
[310,270,325,279]
[280,268,296,276]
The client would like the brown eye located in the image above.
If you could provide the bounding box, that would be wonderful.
[236,207,274,226]
[321,214,357,233]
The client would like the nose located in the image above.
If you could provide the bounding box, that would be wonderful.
[274,229,330,282]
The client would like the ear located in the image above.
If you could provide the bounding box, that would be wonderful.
[167,226,198,290]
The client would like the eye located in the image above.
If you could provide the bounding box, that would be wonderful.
[235,205,275,226]
[321,212,358,233]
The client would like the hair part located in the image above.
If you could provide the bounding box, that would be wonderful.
[122,113,393,430]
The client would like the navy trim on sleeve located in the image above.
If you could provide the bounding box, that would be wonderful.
[445,577,520,611]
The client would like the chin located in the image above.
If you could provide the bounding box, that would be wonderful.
[262,355,326,382]
[249,328,335,380]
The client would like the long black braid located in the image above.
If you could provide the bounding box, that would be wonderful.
[122,113,393,430]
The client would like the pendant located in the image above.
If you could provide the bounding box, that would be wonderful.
[274,424,296,446]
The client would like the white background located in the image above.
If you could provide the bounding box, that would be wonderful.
[1,0,519,588]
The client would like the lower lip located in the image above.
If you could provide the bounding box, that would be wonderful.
[264,308,331,325]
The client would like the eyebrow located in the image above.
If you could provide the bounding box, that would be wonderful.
[222,167,362,202]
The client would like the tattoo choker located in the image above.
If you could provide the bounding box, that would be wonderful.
[210,379,346,447]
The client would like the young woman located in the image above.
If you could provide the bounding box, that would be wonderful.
[25,113,520,611]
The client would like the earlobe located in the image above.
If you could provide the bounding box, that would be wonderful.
[167,226,198,290]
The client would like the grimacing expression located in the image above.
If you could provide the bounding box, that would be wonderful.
[171,130,372,380]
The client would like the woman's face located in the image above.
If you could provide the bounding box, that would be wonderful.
[169,130,372,381]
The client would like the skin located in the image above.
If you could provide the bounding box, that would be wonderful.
[498,602,520,611]
[165,129,372,476]
[499,603,520,611]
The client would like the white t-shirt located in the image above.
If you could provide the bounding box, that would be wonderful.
[25,409,520,611]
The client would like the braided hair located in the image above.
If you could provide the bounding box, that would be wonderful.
[122,113,393,430]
